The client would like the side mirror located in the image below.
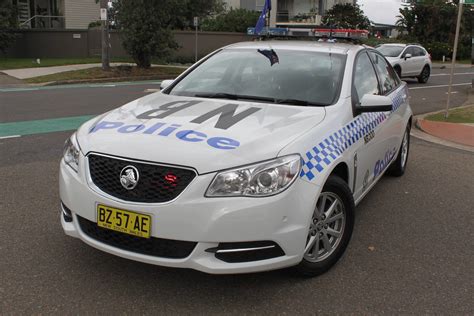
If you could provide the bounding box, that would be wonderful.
[357,94,392,113]
[403,53,412,60]
[160,79,174,90]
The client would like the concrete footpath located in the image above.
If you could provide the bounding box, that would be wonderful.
[0,72,28,87]
[1,63,188,80]
[2,63,132,79]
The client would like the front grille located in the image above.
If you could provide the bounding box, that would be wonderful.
[77,216,197,259]
[88,154,196,203]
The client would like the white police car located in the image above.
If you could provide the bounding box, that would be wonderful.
[61,41,412,276]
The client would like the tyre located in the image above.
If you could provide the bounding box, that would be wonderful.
[394,66,402,79]
[294,175,355,277]
[387,123,410,177]
[417,65,430,83]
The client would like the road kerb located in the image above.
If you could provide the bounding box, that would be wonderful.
[412,104,474,153]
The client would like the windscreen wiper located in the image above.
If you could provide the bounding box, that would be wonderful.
[195,93,275,103]
[195,93,326,107]
[275,99,326,107]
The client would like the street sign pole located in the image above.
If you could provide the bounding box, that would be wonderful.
[445,1,463,119]
[194,17,199,63]
[100,0,110,71]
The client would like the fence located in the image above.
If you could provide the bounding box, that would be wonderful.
[5,29,251,60]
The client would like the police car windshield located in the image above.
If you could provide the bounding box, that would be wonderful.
[168,48,346,106]
[376,45,404,57]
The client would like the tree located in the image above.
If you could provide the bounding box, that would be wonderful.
[395,7,415,34]
[322,3,371,30]
[395,0,473,59]
[113,0,223,68]
[0,1,17,54]
[173,0,225,29]
[201,8,260,33]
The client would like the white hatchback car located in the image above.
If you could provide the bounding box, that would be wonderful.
[376,43,432,83]
[60,41,412,276]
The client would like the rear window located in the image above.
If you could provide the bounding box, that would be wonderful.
[376,45,404,57]
[413,47,426,56]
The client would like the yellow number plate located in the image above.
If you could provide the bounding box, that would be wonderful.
[97,204,151,238]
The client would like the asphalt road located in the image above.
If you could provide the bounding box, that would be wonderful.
[406,67,473,114]
[0,69,473,314]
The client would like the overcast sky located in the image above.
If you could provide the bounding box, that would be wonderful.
[358,0,403,25]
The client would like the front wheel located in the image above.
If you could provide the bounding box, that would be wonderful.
[417,66,430,83]
[294,175,355,277]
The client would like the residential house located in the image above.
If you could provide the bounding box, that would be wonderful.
[14,0,100,29]
[224,0,356,28]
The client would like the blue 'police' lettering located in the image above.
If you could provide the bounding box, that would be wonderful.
[158,124,181,136]
[207,137,240,150]
[176,130,206,142]
[88,120,240,150]
[118,124,145,133]
[90,121,123,133]
[374,148,396,177]
[143,122,165,134]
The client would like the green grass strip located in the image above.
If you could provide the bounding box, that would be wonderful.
[425,106,474,124]
[0,115,96,137]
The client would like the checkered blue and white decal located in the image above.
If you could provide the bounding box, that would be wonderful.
[300,86,406,181]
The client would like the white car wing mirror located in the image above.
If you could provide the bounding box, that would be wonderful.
[358,94,393,113]
[160,79,174,90]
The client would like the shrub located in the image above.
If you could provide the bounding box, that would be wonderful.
[201,8,260,33]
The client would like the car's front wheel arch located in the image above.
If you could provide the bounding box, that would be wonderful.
[293,174,355,277]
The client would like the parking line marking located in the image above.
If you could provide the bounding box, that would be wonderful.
[0,135,21,140]
[408,83,471,90]
[431,72,473,77]
[0,115,95,138]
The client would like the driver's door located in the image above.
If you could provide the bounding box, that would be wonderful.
[401,46,417,76]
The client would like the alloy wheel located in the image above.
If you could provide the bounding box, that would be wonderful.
[401,131,409,168]
[304,192,346,263]
[422,67,430,81]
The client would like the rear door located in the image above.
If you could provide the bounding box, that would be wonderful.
[367,50,406,177]
[352,50,406,200]
[413,47,428,75]
[351,51,389,200]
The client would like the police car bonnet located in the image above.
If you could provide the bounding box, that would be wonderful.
[75,93,326,174]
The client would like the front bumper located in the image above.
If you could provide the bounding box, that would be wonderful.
[60,157,320,274]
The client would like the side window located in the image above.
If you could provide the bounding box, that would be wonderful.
[402,47,414,57]
[414,47,425,56]
[368,51,399,94]
[353,52,380,101]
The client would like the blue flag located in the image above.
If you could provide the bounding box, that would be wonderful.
[254,0,271,35]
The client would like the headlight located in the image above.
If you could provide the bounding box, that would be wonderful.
[63,134,80,172]
[206,155,301,197]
